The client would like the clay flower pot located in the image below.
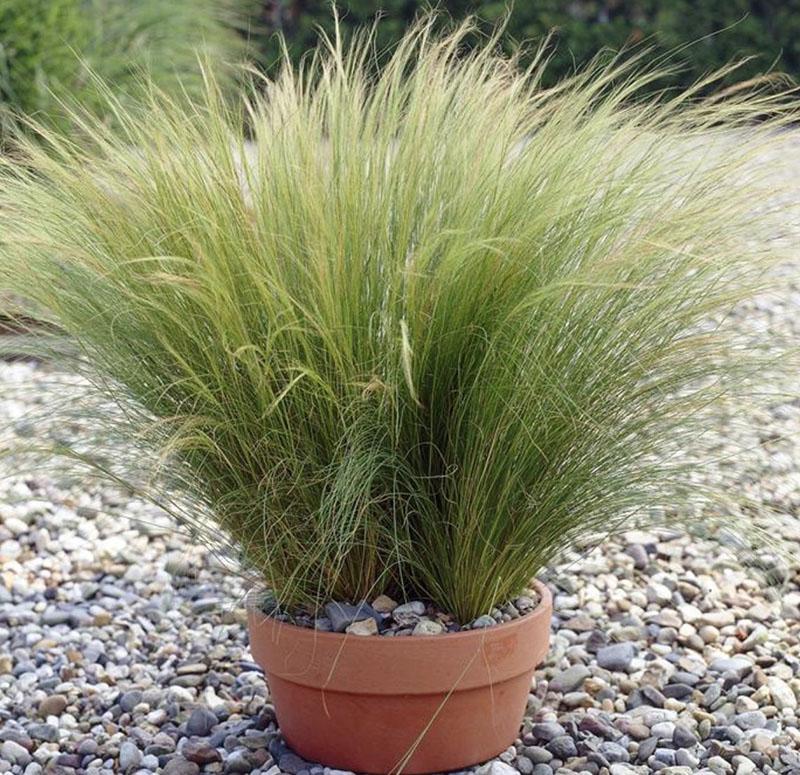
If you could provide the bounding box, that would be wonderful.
[248,580,552,774]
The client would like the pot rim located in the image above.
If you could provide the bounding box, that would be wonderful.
[247,578,552,646]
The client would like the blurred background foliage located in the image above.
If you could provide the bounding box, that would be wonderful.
[257,1,800,87]
[0,0,253,133]
[1,0,798,134]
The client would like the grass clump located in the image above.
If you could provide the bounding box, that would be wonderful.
[0,18,796,622]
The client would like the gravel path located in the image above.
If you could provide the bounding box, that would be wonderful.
[2,139,800,775]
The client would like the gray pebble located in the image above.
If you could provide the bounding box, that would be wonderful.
[637,737,658,762]
[279,752,310,774]
[654,748,676,766]
[548,664,590,693]
[626,544,649,569]
[523,746,553,764]
[735,711,768,730]
[119,690,143,713]
[663,683,693,699]
[191,598,220,614]
[471,614,496,628]
[598,741,629,763]
[707,755,732,772]
[224,749,255,773]
[77,739,98,756]
[185,707,218,737]
[531,722,565,742]
[651,721,676,740]
[597,643,636,671]
[477,762,518,775]
[1,740,31,767]
[120,741,142,772]
[392,601,426,617]
[27,724,57,743]
[162,759,200,775]
[516,756,534,775]
[673,724,697,748]
[546,735,577,759]
[709,658,752,677]
[323,602,379,633]
[675,749,699,768]
[41,609,71,626]
[703,683,723,707]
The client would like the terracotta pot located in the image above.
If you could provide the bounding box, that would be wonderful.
[247,580,552,774]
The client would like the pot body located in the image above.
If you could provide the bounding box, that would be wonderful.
[247,581,552,774]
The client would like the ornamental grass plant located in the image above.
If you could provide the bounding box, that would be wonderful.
[0,18,796,622]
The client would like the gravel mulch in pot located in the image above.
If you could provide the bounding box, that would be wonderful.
[256,587,542,636]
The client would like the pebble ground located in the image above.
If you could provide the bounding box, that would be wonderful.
[2,139,800,775]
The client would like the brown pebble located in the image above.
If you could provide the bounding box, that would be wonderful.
[38,694,68,717]
[346,618,379,636]
[752,667,768,688]
[622,722,651,740]
[371,594,398,613]
[685,634,705,652]
[182,741,221,765]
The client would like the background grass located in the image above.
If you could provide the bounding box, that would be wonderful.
[0,18,797,621]
[0,0,254,135]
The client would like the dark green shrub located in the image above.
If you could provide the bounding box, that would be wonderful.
[256,1,800,86]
